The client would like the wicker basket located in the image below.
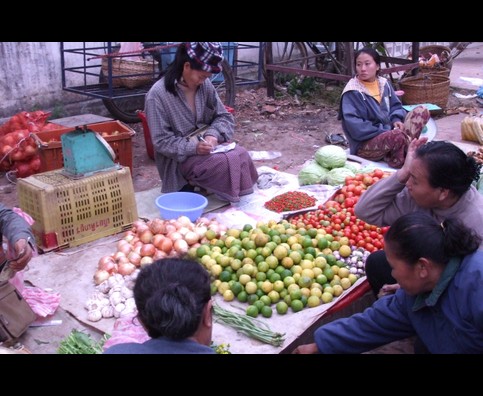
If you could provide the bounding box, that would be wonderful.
[419,45,452,70]
[419,65,451,77]
[399,74,450,109]
[101,57,158,89]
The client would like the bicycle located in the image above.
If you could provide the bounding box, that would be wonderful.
[97,42,236,123]
[263,42,441,96]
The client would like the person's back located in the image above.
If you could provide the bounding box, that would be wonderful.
[104,258,215,354]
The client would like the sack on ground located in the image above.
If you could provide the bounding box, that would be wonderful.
[0,281,36,346]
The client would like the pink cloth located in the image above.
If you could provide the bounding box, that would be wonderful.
[103,313,150,350]
[8,271,61,318]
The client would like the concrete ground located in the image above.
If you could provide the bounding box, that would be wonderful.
[433,42,483,150]
[2,42,482,355]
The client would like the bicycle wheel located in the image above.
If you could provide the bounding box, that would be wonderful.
[263,42,308,85]
[100,59,235,123]
[99,70,152,123]
[210,59,236,108]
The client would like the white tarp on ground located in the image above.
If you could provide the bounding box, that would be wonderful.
[22,166,365,353]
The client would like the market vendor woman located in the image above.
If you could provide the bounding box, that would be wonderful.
[339,47,430,168]
[145,42,258,203]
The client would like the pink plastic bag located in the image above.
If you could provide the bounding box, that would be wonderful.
[119,42,144,60]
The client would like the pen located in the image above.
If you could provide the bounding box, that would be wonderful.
[198,135,214,151]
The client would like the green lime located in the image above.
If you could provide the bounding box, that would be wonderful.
[247,294,259,305]
[246,305,259,318]
[230,281,243,295]
[237,290,248,302]
[261,305,273,318]
[254,300,265,312]
[219,270,231,282]
[256,271,267,282]
[260,295,272,306]
[276,301,289,315]
[280,269,293,280]
[243,224,253,232]
[317,237,329,250]
[269,272,281,283]
[291,299,304,312]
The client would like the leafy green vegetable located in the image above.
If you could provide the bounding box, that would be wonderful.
[315,145,347,169]
[298,161,329,185]
[326,167,355,186]
[57,329,110,354]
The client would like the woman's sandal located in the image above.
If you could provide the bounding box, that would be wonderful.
[325,132,348,146]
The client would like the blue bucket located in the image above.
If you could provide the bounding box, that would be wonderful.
[155,192,208,222]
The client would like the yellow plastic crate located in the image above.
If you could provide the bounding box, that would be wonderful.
[18,167,138,251]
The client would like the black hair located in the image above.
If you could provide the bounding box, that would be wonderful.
[133,258,211,339]
[163,43,205,96]
[384,212,481,267]
[354,47,381,68]
[415,140,482,197]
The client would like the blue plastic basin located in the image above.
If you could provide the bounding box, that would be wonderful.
[155,192,208,222]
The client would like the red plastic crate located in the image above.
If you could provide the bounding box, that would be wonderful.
[34,120,135,173]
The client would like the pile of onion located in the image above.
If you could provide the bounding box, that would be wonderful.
[93,215,227,285]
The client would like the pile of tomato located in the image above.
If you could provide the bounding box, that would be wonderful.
[289,169,391,253]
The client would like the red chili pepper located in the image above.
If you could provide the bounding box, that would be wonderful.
[264,191,316,213]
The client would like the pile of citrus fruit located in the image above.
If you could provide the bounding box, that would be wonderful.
[189,220,364,318]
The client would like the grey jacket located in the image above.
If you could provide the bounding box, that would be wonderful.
[144,78,235,192]
[354,173,483,244]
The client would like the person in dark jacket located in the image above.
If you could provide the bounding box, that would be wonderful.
[104,258,215,354]
[339,47,430,168]
[0,203,36,279]
[293,212,483,354]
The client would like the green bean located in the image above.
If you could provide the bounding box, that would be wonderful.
[213,305,285,347]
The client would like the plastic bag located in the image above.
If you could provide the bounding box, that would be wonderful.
[119,42,144,60]
[248,151,281,160]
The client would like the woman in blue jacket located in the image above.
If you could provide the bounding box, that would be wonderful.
[339,47,430,168]
[293,212,483,354]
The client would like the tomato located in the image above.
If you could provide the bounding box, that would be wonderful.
[354,185,364,196]
[344,198,355,208]
[373,169,384,178]
[335,193,345,204]
[373,240,383,249]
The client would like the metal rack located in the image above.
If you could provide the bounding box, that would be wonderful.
[60,42,264,101]
[60,42,264,122]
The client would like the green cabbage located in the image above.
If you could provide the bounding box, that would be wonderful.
[477,174,483,195]
[355,165,379,174]
[326,167,355,186]
[315,145,347,169]
[343,161,359,173]
[298,161,329,185]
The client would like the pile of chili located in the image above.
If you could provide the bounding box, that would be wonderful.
[264,191,316,213]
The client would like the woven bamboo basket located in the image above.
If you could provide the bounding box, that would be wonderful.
[399,74,450,109]
[419,45,452,70]
[419,65,451,77]
[101,57,158,89]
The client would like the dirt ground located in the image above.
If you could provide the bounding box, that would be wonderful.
[1,84,479,208]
